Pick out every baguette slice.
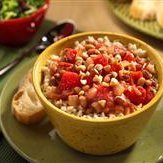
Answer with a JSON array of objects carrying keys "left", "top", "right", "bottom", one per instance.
[
  {"left": 12, "top": 70, "right": 46, "bottom": 125},
  {"left": 129, "top": 0, "right": 157, "bottom": 20}
]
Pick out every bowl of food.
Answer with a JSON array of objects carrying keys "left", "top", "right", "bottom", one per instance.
[
  {"left": 0, "top": 0, "right": 49, "bottom": 46},
  {"left": 33, "top": 32, "right": 163, "bottom": 155}
]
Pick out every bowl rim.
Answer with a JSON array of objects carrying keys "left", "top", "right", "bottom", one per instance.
[
  {"left": 0, "top": 0, "right": 49, "bottom": 23},
  {"left": 33, "top": 31, "right": 163, "bottom": 123}
]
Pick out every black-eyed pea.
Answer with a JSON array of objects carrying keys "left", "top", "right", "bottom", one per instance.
[
  {"left": 74, "top": 87, "right": 81, "bottom": 94},
  {"left": 75, "top": 65, "right": 86, "bottom": 71},
  {"left": 146, "top": 63, "right": 155, "bottom": 74},
  {"left": 145, "top": 80, "right": 152, "bottom": 86},
  {"left": 104, "top": 65, "right": 111, "bottom": 72},
  {"left": 137, "top": 77, "right": 145, "bottom": 86},
  {"left": 85, "top": 107, "right": 93, "bottom": 114},
  {"left": 113, "top": 84, "right": 125, "bottom": 96},
  {"left": 88, "top": 36, "right": 96, "bottom": 43},
  {"left": 114, "top": 54, "right": 122, "bottom": 61},
  {"left": 97, "top": 37, "right": 104, "bottom": 42},
  {"left": 111, "top": 71, "right": 118, "bottom": 78},
  {"left": 115, "top": 105, "right": 124, "bottom": 114},
  {"left": 93, "top": 75, "right": 103, "bottom": 83},
  {"left": 91, "top": 102, "right": 102, "bottom": 113},
  {"left": 75, "top": 56, "right": 83, "bottom": 65},
  {"left": 85, "top": 71, "right": 90, "bottom": 76},
  {"left": 107, "top": 46, "right": 114, "bottom": 54},
  {"left": 86, "top": 57, "right": 94, "bottom": 67},
  {"left": 101, "top": 82, "right": 109, "bottom": 87},
  {"left": 82, "top": 85, "right": 90, "bottom": 91},
  {"left": 79, "top": 96, "right": 87, "bottom": 107},
  {"left": 87, "top": 63, "right": 94, "bottom": 71},
  {"left": 86, "top": 87, "right": 97, "bottom": 100},
  {"left": 103, "top": 74, "right": 110, "bottom": 83},
  {"left": 143, "top": 70, "right": 152, "bottom": 79},
  {"left": 121, "top": 60, "right": 130, "bottom": 68},
  {"left": 99, "top": 46, "right": 107, "bottom": 52},
  {"left": 124, "top": 107, "right": 130, "bottom": 115},
  {"left": 115, "top": 96, "right": 126, "bottom": 105},
  {"left": 88, "top": 49, "right": 100, "bottom": 55},
  {"left": 110, "top": 78, "right": 119, "bottom": 86},
  {"left": 98, "top": 100, "right": 106, "bottom": 108},
  {"left": 78, "top": 90, "right": 85, "bottom": 96},
  {"left": 68, "top": 95, "right": 79, "bottom": 107},
  {"left": 85, "top": 44, "right": 95, "bottom": 50},
  {"left": 82, "top": 52, "right": 89, "bottom": 59},
  {"left": 128, "top": 62, "right": 136, "bottom": 71},
  {"left": 94, "top": 64, "right": 103, "bottom": 71}
]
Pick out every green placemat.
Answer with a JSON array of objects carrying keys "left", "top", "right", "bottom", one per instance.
[{"left": 0, "top": 20, "right": 55, "bottom": 163}]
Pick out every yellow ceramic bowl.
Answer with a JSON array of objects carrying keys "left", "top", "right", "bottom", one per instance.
[{"left": 33, "top": 32, "right": 163, "bottom": 155}]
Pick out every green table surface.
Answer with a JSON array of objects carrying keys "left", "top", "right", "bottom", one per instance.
[{"left": 0, "top": 20, "right": 55, "bottom": 163}]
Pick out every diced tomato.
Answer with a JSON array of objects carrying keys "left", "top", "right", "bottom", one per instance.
[
  {"left": 123, "top": 51, "right": 135, "bottom": 62},
  {"left": 58, "top": 71, "right": 80, "bottom": 91},
  {"left": 93, "top": 55, "right": 108, "bottom": 66},
  {"left": 130, "top": 71, "right": 143, "bottom": 83},
  {"left": 96, "top": 86, "right": 110, "bottom": 100},
  {"left": 96, "top": 86, "right": 114, "bottom": 107},
  {"left": 63, "top": 48, "right": 77, "bottom": 63},
  {"left": 144, "top": 86, "right": 155, "bottom": 104},
  {"left": 58, "top": 61, "right": 73, "bottom": 70},
  {"left": 124, "top": 86, "right": 146, "bottom": 105},
  {"left": 111, "top": 63, "right": 122, "bottom": 72}
]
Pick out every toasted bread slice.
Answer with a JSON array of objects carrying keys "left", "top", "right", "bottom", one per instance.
[
  {"left": 12, "top": 70, "right": 46, "bottom": 125},
  {"left": 130, "top": 0, "right": 156, "bottom": 20}
]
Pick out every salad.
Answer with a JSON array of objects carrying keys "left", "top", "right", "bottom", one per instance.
[{"left": 0, "top": 0, "right": 45, "bottom": 20}]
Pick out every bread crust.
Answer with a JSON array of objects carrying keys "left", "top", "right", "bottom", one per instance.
[{"left": 12, "top": 70, "right": 46, "bottom": 125}]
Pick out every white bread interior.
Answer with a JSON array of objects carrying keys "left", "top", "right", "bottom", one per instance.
[{"left": 12, "top": 70, "right": 46, "bottom": 125}]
